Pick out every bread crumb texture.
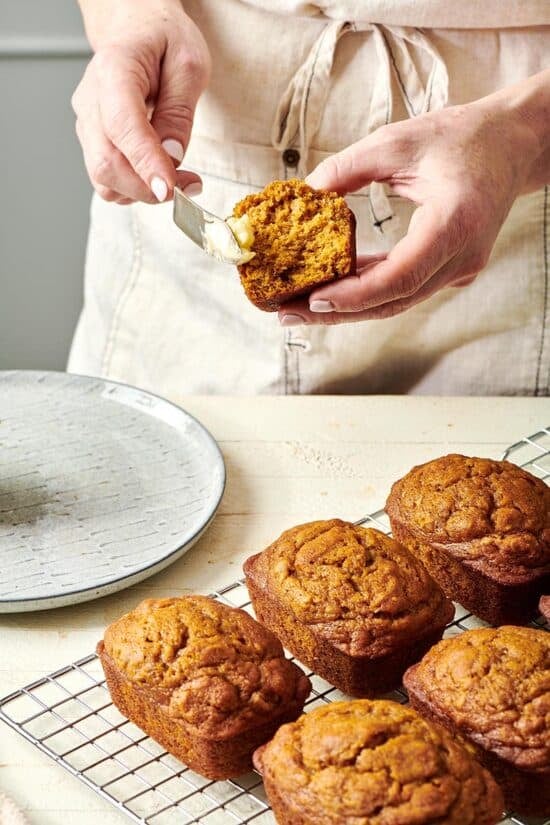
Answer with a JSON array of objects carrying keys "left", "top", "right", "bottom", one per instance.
[
  {"left": 233, "top": 178, "right": 355, "bottom": 310},
  {"left": 406, "top": 626, "right": 550, "bottom": 770},
  {"left": 386, "top": 455, "right": 550, "bottom": 573},
  {"left": 258, "top": 519, "right": 453, "bottom": 656},
  {"left": 103, "top": 596, "right": 307, "bottom": 735},
  {"left": 260, "top": 700, "right": 504, "bottom": 824}
]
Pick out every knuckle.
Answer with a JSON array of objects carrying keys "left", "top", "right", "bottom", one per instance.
[
  {"left": 105, "top": 107, "right": 132, "bottom": 141},
  {"left": 94, "top": 184, "right": 119, "bottom": 202},
  {"left": 459, "top": 250, "right": 489, "bottom": 278},
  {"left": 173, "top": 41, "right": 211, "bottom": 86},
  {"left": 179, "top": 51, "right": 207, "bottom": 83},
  {"left": 91, "top": 154, "right": 116, "bottom": 187},
  {"left": 391, "top": 270, "right": 425, "bottom": 300},
  {"left": 469, "top": 250, "right": 490, "bottom": 273},
  {"left": 70, "top": 87, "right": 81, "bottom": 114},
  {"left": 158, "top": 99, "right": 194, "bottom": 130},
  {"left": 453, "top": 276, "right": 476, "bottom": 289},
  {"left": 92, "top": 46, "right": 119, "bottom": 75}
]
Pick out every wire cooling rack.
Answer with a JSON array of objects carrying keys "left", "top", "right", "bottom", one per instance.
[
  {"left": 502, "top": 426, "right": 550, "bottom": 479},
  {"left": 1, "top": 435, "right": 549, "bottom": 825}
]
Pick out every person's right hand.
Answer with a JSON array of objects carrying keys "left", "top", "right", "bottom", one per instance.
[{"left": 72, "top": 0, "right": 210, "bottom": 204}]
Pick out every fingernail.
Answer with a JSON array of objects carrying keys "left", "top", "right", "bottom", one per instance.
[
  {"left": 162, "top": 138, "right": 184, "bottom": 164},
  {"left": 151, "top": 176, "right": 168, "bottom": 202},
  {"left": 309, "top": 299, "right": 334, "bottom": 313},
  {"left": 183, "top": 181, "right": 203, "bottom": 198},
  {"left": 280, "top": 314, "right": 306, "bottom": 327}
]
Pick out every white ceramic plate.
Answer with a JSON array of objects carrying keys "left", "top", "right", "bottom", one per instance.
[{"left": 0, "top": 371, "right": 225, "bottom": 612}]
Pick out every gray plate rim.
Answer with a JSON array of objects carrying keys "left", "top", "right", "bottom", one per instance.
[{"left": 0, "top": 370, "right": 226, "bottom": 611}]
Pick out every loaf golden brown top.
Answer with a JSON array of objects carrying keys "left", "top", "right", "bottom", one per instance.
[
  {"left": 404, "top": 626, "right": 550, "bottom": 771},
  {"left": 386, "top": 454, "right": 550, "bottom": 580},
  {"left": 232, "top": 178, "right": 355, "bottom": 311},
  {"left": 244, "top": 520, "right": 454, "bottom": 657},
  {"left": 102, "top": 596, "right": 310, "bottom": 737},
  {"left": 255, "top": 700, "right": 504, "bottom": 825}
]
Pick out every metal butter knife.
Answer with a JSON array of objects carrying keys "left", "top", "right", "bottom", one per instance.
[{"left": 173, "top": 186, "right": 248, "bottom": 265}]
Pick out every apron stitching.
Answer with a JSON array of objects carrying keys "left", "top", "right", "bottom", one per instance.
[
  {"left": 296, "top": 339, "right": 301, "bottom": 394},
  {"left": 283, "top": 329, "right": 290, "bottom": 394},
  {"left": 283, "top": 331, "right": 301, "bottom": 394},
  {"left": 536, "top": 184, "right": 549, "bottom": 396},
  {"left": 380, "top": 29, "right": 416, "bottom": 117},
  {"left": 100, "top": 206, "right": 142, "bottom": 375}
]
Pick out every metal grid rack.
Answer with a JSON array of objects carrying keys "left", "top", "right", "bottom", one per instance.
[
  {"left": 502, "top": 426, "right": 550, "bottom": 479},
  {"left": 1, "top": 437, "right": 549, "bottom": 825}
]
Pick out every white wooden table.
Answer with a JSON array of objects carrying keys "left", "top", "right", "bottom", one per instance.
[{"left": 1, "top": 395, "right": 549, "bottom": 824}]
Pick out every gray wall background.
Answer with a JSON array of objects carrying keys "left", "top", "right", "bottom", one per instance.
[{"left": 0, "top": 1, "right": 92, "bottom": 370}]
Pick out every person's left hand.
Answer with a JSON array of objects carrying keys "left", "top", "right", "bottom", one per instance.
[{"left": 279, "top": 92, "right": 542, "bottom": 326}]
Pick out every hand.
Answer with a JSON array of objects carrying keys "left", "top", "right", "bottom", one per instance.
[
  {"left": 279, "top": 81, "right": 547, "bottom": 326},
  {"left": 73, "top": 0, "right": 210, "bottom": 204}
]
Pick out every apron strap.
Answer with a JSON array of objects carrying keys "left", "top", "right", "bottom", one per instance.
[
  {"left": 271, "top": 20, "right": 449, "bottom": 229},
  {"left": 271, "top": 19, "right": 352, "bottom": 176}
]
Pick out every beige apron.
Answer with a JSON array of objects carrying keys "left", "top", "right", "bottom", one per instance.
[{"left": 68, "top": 0, "right": 550, "bottom": 397}]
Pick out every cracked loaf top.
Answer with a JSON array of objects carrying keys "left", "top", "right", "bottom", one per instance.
[
  {"left": 256, "top": 700, "right": 504, "bottom": 825},
  {"left": 244, "top": 520, "right": 454, "bottom": 657},
  {"left": 404, "top": 625, "right": 550, "bottom": 771},
  {"left": 404, "top": 626, "right": 550, "bottom": 771},
  {"left": 102, "top": 596, "right": 310, "bottom": 737},
  {"left": 386, "top": 454, "right": 550, "bottom": 579}
]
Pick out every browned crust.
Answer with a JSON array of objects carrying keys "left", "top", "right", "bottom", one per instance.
[
  {"left": 98, "top": 642, "right": 309, "bottom": 780},
  {"left": 244, "top": 548, "right": 451, "bottom": 697},
  {"left": 255, "top": 700, "right": 504, "bottom": 825},
  {"left": 390, "top": 522, "right": 547, "bottom": 625},
  {"left": 386, "top": 455, "right": 550, "bottom": 625},
  {"left": 540, "top": 594, "right": 550, "bottom": 622},
  {"left": 405, "top": 664, "right": 550, "bottom": 817}
]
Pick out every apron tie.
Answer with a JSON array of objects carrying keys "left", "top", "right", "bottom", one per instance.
[
  {"left": 271, "top": 19, "right": 352, "bottom": 178},
  {"left": 271, "top": 21, "right": 449, "bottom": 229}
]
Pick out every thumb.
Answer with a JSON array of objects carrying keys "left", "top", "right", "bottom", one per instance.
[
  {"left": 151, "top": 42, "right": 210, "bottom": 165},
  {"left": 306, "top": 128, "right": 404, "bottom": 194}
]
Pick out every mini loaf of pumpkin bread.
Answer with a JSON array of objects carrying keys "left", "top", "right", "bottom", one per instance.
[
  {"left": 404, "top": 625, "right": 550, "bottom": 816},
  {"left": 253, "top": 700, "right": 504, "bottom": 825},
  {"left": 386, "top": 454, "right": 550, "bottom": 625},
  {"left": 97, "top": 596, "right": 311, "bottom": 779},
  {"left": 231, "top": 178, "right": 356, "bottom": 311},
  {"left": 243, "top": 519, "right": 454, "bottom": 696}
]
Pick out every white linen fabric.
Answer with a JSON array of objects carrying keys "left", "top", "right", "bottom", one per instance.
[{"left": 68, "top": 0, "right": 550, "bottom": 397}]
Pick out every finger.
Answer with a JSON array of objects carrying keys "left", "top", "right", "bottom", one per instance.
[
  {"left": 356, "top": 252, "right": 387, "bottom": 270},
  {"left": 76, "top": 108, "right": 157, "bottom": 203},
  {"left": 280, "top": 258, "right": 474, "bottom": 326},
  {"left": 452, "top": 275, "right": 477, "bottom": 288},
  {"left": 306, "top": 205, "right": 458, "bottom": 312},
  {"left": 306, "top": 124, "right": 412, "bottom": 194},
  {"left": 309, "top": 254, "right": 387, "bottom": 313},
  {"left": 96, "top": 49, "right": 179, "bottom": 201},
  {"left": 150, "top": 42, "right": 208, "bottom": 166}
]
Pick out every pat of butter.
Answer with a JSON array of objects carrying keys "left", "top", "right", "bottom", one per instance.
[
  {"left": 202, "top": 215, "right": 255, "bottom": 265},
  {"left": 227, "top": 215, "right": 256, "bottom": 264}
]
